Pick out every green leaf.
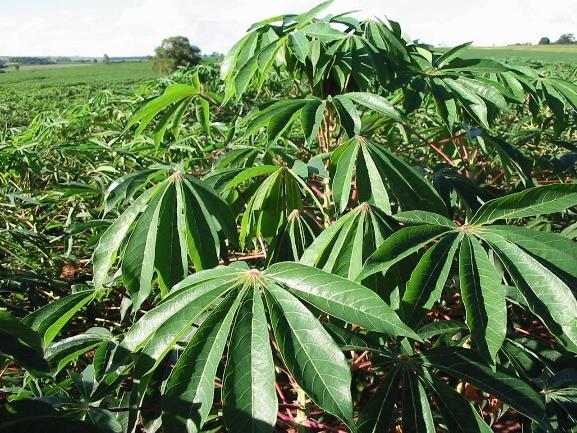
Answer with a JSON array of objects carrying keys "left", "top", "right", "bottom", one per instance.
[
  {"left": 244, "top": 99, "right": 308, "bottom": 139},
  {"left": 93, "top": 186, "right": 157, "bottom": 291},
  {"left": 122, "top": 183, "right": 167, "bottom": 310},
  {"left": 289, "top": 30, "right": 310, "bottom": 64},
  {"left": 366, "top": 143, "right": 447, "bottom": 215},
  {"left": 435, "top": 42, "right": 473, "bottom": 68},
  {"left": 155, "top": 185, "right": 186, "bottom": 295},
  {"left": 424, "top": 373, "right": 493, "bottom": 433},
  {"left": 444, "top": 77, "right": 489, "bottom": 128},
  {"left": 122, "top": 268, "right": 240, "bottom": 354},
  {"left": 356, "top": 367, "right": 401, "bottom": 433},
  {"left": 223, "top": 165, "right": 280, "bottom": 191},
  {"left": 24, "top": 290, "right": 94, "bottom": 345},
  {"left": 402, "top": 369, "right": 435, "bottom": 433},
  {"left": 394, "top": 210, "right": 456, "bottom": 227},
  {"left": 195, "top": 97, "right": 211, "bottom": 136},
  {"left": 301, "top": 99, "right": 326, "bottom": 145},
  {"left": 417, "top": 320, "right": 466, "bottom": 340},
  {"left": 400, "top": 233, "right": 461, "bottom": 326},
  {"left": 265, "top": 262, "right": 420, "bottom": 339},
  {"left": 470, "top": 183, "right": 577, "bottom": 225},
  {"left": 441, "top": 58, "right": 510, "bottom": 74},
  {"left": 479, "top": 230, "right": 577, "bottom": 351},
  {"left": 345, "top": 92, "right": 403, "bottom": 122},
  {"left": 357, "top": 144, "right": 391, "bottom": 214},
  {"left": 457, "top": 77, "right": 508, "bottom": 110},
  {"left": 162, "top": 290, "right": 241, "bottom": 433},
  {"left": 302, "top": 22, "right": 346, "bottom": 43},
  {"left": 294, "top": 0, "right": 333, "bottom": 24},
  {"left": 264, "top": 283, "right": 353, "bottom": 427},
  {"left": 332, "top": 140, "right": 359, "bottom": 213},
  {"left": 300, "top": 203, "right": 397, "bottom": 281},
  {"left": 359, "top": 225, "right": 452, "bottom": 280},
  {"left": 181, "top": 178, "right": 220, "bottom": 270},
  {"left": 46, "top": 328, "right": 112, "bottom": 374},
  {"left": 234, "top": 56, "right": 259, "bottom": 100},
  {"left": 415, "top": 347, "right": 547, "bottom": 426},
  {"left": 459, "top": 235, "right": 506, "bottom": 363},
  {"left": 223, "top": 287, "right": 277, "bottom": 433},
  {"left": 486, "top": 225, "right": 577, "bottom": 279},
  {"left": 130, "top": 84, "right": 198, "bottom": 135},
  {"left": 333, "top": 95, "right": 361, "bottom": 137},
  {"left": 0, "top": 311, "right": 49, "bottom": 376}
]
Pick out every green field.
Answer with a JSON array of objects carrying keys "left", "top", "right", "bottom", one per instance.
[
  {"left": 455, "top": 44, "right": 577, "bottom": 64},
  {"left": 0, "top": 62, "right": 160, "bottom": 128},
  {"left": 0, "top": 61, "right": 159, "bottom": 87}
]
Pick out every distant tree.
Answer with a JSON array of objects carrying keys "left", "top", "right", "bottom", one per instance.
[
  {"left": 14, "top": 63, "right": 20, "bottom": 71},
  {"left": 103, "top": 54, "right": 111, "bottom": 64},
  {"left": 0, "top": 59, "right": 5, "bottom": 70},
  {"left": 538, "top": 37, "right": 550, "bottom": 45},
  {"left": 153, "top": 36, "right": 201, "bottom": 73},
  {"left": 555, "top": 33, "right": 575, "bottom": 44}
]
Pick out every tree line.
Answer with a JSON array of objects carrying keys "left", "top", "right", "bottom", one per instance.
[{"left": 539, "top": 33, "right": 575, "bottom": 45}]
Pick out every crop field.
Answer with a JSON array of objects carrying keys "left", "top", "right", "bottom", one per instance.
[
  {"left": 0, "top": 62, "right": 159, "bottom": 128},
  {"left": 2, "top": 3, "right": 577, "bottom": 433},
  {"left": 460, "top": 44, "right": 577, "bottom": 64}
]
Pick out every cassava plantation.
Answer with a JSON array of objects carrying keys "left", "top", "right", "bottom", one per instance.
[{"left": 2, "top": 2, "right": 577, "bottom": 432}]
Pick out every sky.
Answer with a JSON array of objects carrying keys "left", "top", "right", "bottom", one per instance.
[{"left": 0, "top": 0, "right": 576, "bottom": 57}]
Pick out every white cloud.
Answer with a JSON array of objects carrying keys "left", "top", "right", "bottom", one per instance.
[{"left": 0, "top": 0, "right": 576, "bottom": 56}]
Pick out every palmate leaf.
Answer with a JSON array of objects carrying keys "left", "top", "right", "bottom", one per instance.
[
  {"left": 399, "top": 233, "right": 461, "bottom": 327},
  {"left": 356, "top": 366, "right": 401, "bottom": 433},
  {"left": 332, "top": 138, "right": 446, "bottom": 215},
  {"left": 242, "top": 93, "right": 401, "bottom": 146},
  {"left": 300, "top": 203, "right": 398, "bottom": 281},
  {"left": 265, "top": 262, "right": 419, "bottom": 339},
  {"left": 45, "top": 328, "right": 113, "bottom": 374},
  {"left": 357, "top": 345, "right": 538, "bottom": 433},
  {"left": 423, "top": 373, "right": 493, "bottom": 433},
  {"left": 267, "top": 209, "right": 319, "bottom": 264},
  {"left": 124, "top": 262, "right": 416, "bottom": 433},
  {"left": 359, "top": 224, "right": 452, "bottom": 281},
  {"left": 402, "top": 369, "right": 435, "bottom": 433},
  {"left": 264, "top": 283, "right": 353, "bottom": 426},
  {"left": 236, "top": 166, "right": 324, "bottom": 249},
  {"left": 162, "top": 290, "right": 241, "bottom": 433},
  {"left": 415, "top": 347, "right": 548, "bottom": 427},
  {"left": 360, "top": 183, "right": 577, "bottom": 353},
  {"left": 93, "top": 169, "right": 237, "bottom": 310},
  {"left": 478, "top": 230, "right": 577, "bottom": 351},
  {"left": 222, "top": 287, "right": 277, "bottom": 433}
]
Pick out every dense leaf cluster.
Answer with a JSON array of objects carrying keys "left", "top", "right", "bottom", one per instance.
[{"left": 2, "top": 2, "right": 577, "bottom": 433}]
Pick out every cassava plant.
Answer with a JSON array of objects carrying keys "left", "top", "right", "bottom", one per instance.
[{"left": 2, "top": 2, "right": 577, "bottom": 433}]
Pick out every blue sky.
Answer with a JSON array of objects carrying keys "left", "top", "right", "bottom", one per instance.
[{"left": 1, "top": 0, "right": 576, "bottom": 56}]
